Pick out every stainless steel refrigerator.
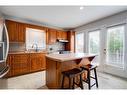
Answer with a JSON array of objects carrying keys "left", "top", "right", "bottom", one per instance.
[{"left": 0, "top": 16, "right": 9, "bottom": 88}]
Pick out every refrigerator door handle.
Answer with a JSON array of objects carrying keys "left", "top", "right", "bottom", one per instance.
[{"left": 3, "top": 23, "right": 9, "bottom": 62}]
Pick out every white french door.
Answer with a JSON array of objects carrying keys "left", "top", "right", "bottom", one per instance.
[
  {"left": 103, "top": 24, "right": 126, "bottom": 76},
  {"left": 87, "top": 24, "right": 126, "bottom": 77}
]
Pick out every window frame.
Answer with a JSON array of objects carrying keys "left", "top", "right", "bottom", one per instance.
[
  {"left": 87, "top": 29, "right": 101, "bottom": 54},
  {"left": 75, "top": 32, "right": 85, "bottom": 53},
  {"left": 26, "top": 27, "right": 46, "bottom": 50}
]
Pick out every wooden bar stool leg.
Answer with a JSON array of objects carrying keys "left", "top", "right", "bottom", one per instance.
[
  {"left": 87, "top": 70, "right": 91, "bottom": 89},
  {"left": 61, "top": 75, "right": 65, "bottom": 89},
  {"left": 94, "top": 68, "right": 98, "bottom": 88},
  {"left": 69, "top": 76, "right": 71, "bottom": 89},
  {"left": 80, "top": 74, "right": 84, "bottom": 89},
  {"left": 72, "top": 77, "right": 75, "bottom": 89}
]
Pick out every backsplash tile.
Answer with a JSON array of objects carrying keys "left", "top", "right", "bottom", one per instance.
[
  {"left": 9, "top": 42, "right": 65, "bottom": 53},
  {"left": 9, "top": 43, "right": 26, "bottom": 52},
  {"left": 46, "top": 42, "right": 65, "bottom": 53}
]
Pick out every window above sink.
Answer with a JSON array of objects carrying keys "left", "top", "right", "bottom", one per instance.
[{"left": 26, "top": 28, "right": 46, "bottom": 51}]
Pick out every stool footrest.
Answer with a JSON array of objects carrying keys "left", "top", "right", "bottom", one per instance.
[
  {"left": 73, "top": 82, "right": 81, "bottom": 87},
  {"left": 83, "top": 79, "right": 96, "bottom": 87},
  {"left": 83, "top": 79, "right": 88, "bottom": 83},
  {"left": 91, "top": 83, "right": 96, "bottom": 87},
  {"left": 90, "top": 76, "right": 96, "bottom": 79}
]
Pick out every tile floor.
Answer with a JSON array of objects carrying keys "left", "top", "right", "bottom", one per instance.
[{"left": 1, "top": 71, "right": 127, "bottom": 89}]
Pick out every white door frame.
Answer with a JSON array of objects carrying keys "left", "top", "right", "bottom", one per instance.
[
  {"left": 101, "top": 23, "right": 127, "bottom": 78},
  {"left": 85, "top": 23, "right": 127, "bottom": 78}
]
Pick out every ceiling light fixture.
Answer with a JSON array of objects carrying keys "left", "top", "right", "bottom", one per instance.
[{"left": 80, "top": 6, "right": 84, "bottom": 10}]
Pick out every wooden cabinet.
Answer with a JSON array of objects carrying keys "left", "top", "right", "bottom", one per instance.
[
  {"left": 62, "top": 31, "right": 67, "bottom": 40},
  {"left": 30, "top": 53, "right": 46, "bottom": 72},
  {"left": 47, "top": 29, "right": 67, "bottom": 44},
  {"left": 6, "top": 53, "right": 46, "bottom": 77},
  {"left": 57, "top": 30, "right": 67, "bottom": 40},
  {"left": 6, "top": 54, "right": 30, "bottom": 77},
  {"left": 66, "top": 31, "right": 75, "bottom": 52},
  {"left": 57, "top": 31, "right": 62, "bottom": 39},
  {"left": 6, "top": 54, "right": 12, "bottom": 77},
  {"left": 47, "top": 28, "right": 57, "bottom": 44},
  {"left": 5, "top": 20, "right": 25, "bottom": 42},
  {"left": 5, "top": 20, "right": 68, "bottom": 44}
]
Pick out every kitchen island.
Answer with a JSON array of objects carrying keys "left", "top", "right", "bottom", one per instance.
[{"left": 46, "top": 53, "right": 97, "bottom": 89}]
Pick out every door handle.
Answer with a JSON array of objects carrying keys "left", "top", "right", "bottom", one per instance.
[{"left": 104, "top": 49, "right": 106, "bottom": 54}]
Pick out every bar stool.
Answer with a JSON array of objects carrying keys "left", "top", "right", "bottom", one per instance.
[
  {"left": 80, "top": 64, "right": 98, "bottom": 89},
  {"left": 61, "top": 68, "right": 84, "bottom": 89}
]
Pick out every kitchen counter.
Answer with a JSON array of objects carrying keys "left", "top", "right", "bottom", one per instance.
[
  {"left": 8, "top": 51, "right": 47, "bottom": 54},
  {"left": 46, "top": 53, "right": 97, "bottom": 62},
  {"left": 46, "top": 53, "right": 97, "bottom": 89}
]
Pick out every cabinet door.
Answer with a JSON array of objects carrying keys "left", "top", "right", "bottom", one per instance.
[
  {"left": 6, "top": 54, "right": 29, "bottom": 77},
  {"left": 6, "top": 20, "right": 25, "bottom": 42},
  {"left": 5, "top": 55, "right": 12, "bottom": 77},
  {"left": 12, "top": 54, "right": 29, "bottom": 76},
  {"left": 57, "top": 31, "right": 62, "bottom": 39},
  {"left": 65, "top": 31, "right": 75, "bottom": 52},
  {"left": 48, "top": 29, "right": 57, "bottom": 44},
  {"left": 41, "top": 53, "right": 46, "bottom": 70},
  {"left": 57, "top": 30, "right": 67, "bottom": 40},
  {"left": 30, "top": 53, "right": 46, "bottom": 72},
  {"left": 19, "top": 54, "right": 30, "bottom": 74},
  {"left": 62, "top": 31, "right": 67, "bottom": 40},
  {"left": 6, "top": 20, "right": 18, "bottom": 42},
  {"left": 18, "top": 23, "right": 25, "bottom": 42}
]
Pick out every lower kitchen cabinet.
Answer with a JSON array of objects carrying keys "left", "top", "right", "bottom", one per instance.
[
  {"left": 6, "top": 53, "right": 46, "bottom": 77},
  {"left": 6, "top": 54, "right": 30, "bottom": 77},
  {"left": 30, "top": 53, "right": 46, "bottom": 72}
]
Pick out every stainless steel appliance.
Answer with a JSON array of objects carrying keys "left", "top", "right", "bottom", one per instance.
[
  {"left": 57, "top": 39, "right": 69, "bottom": 43},
  {"left": 0, "top": 17, "right": 9, "bottom": 78}
]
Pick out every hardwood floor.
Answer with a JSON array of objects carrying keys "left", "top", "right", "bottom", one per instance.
[
  {"left": 1, "top": 71, "right": 127, "bottom": 89},
  {"left": 40, "top": 71, "right": 127, "bottom": 89}
]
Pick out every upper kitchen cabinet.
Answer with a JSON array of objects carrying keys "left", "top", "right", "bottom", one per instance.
[
  {"left": 47, "top": 28, "right": 57, "bottom": 44},
  {"left": 5, "top": 20, "right": 25, "bottom": 43},
  {"left": 57, "top": 30, "right": 67, "bottom": 40},
  {"left": 66, "top": 31, "right": 75, "bottom": 52}
]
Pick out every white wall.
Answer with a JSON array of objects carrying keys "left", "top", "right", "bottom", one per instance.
[
  {"left": 74, "top": 10, "right": 127, "bottom": 78},
  {"left": 4, "top": 15, "right": 65, "bottom": 31},
  {"left": 0, "top": 11, "right": 4, "bottom": 19},
  {"left": 75, "top": 11, "right": 127, "bottom": 32}
]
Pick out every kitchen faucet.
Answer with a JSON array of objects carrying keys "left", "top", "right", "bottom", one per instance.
[{"left": 32, "top": 43, "right": 38, "bottom": 52}]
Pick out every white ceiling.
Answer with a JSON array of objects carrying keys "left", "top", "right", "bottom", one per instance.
[{"left": 0, "top": 6, "right": 127, "bottom": 29}]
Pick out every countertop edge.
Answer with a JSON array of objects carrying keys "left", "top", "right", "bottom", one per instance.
[
  {"left": 8, "top": 51, "right": 47, "bottom": 54},
  {"left": 46, "top": 53, "right": 97, "bottom": 62}
]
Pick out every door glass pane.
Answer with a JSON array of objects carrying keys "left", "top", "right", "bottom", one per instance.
[
  {"left": 88, "top": 30, "right": 100, "bottom": 63},
  {"left": 76, "top": 33, "right": 84, "bottom": 53},
  {"left": 89, "top": 31, "right": 100, "bottom": 54},
  {"left": 106, "top": 25, "right": 124, "bottom": 68}
]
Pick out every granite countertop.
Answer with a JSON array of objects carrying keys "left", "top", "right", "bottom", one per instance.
[
  {"left": 46, "top": 53, "right": 97, "bottom": 62},
  {"left": 8, "top": 51, "right": 47, "bottom": 54}
]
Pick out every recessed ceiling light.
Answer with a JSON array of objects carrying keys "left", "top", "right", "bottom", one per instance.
[{"left": 80, "top": 6, "right": 84, "bottom": 10}]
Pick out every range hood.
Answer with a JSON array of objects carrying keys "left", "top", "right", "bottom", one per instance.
[{"left": 57, "top": 39, "right": 69, "bottom": 43}]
